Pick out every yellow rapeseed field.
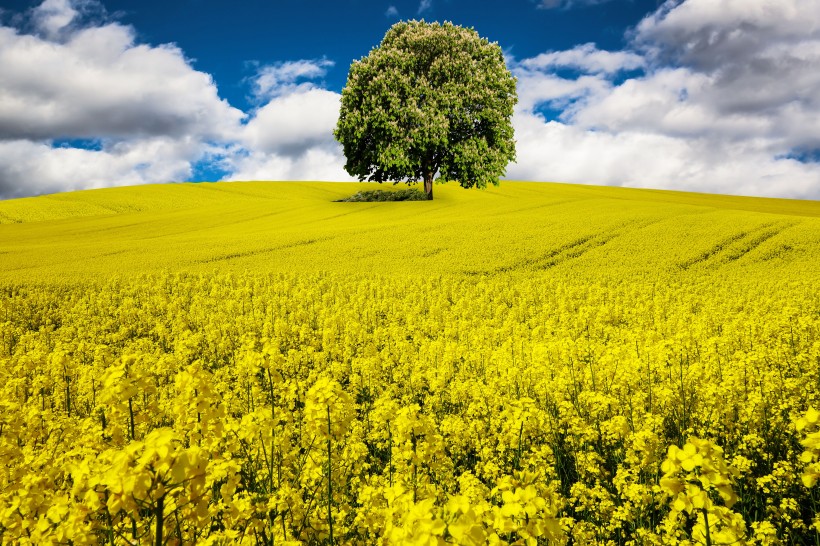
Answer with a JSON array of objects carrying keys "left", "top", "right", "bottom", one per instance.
[{"left": 1, "top": 181, "right": 820, "bottom": 545}]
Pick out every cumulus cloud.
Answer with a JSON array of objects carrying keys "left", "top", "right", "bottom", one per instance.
[
  {"left": 633, "top": 0, "right": 820, "bottom": 71},
  {"left": 226, "top": 147, "right": 350, "bottom": 183},
  {"left": 226, "top": 60, "right": 350, "bottom": 182},
  {"left": 0, "top": 0, "right": 348, "bottom": 198},
  {"left": 0, "top": 0, "right": 244, "bottom": 198},
  {"left": 508, "top": 113, "right": 820, "bottom": 199},
  {"left": 512, "top": 43, "right": 641, "bottom": 116},
  {"left": 509, "top": 0, "right": 820, "bottom": 199},
  {"left": 621, "top": 0, "right": 820, "bottom": 152},
  {"left": 0, "top": 25, "right": 243, "bottom": 142},
  {"left": 0, "top": 4, "right": 243, "bottom": 143},
  {"left": 31, "top": 0, "right": 80, "bottom": 38},
  {"left": 519, "top": 43, "right": 645, "bottom": 75},
  {"left": 514, "top": 72, "right": 611, "bottom": 115},
  {"left": 244, "top": 89, "right": 340, "bottom": 156},
  {"left": 252, "top": 58, "right": 334, "bottom": 100},
  {"left": 0, "top": 137, "right": 212, "bottom": 199}
]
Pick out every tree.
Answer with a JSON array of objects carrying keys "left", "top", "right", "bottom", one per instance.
[{"left": 334, "top": 20, "right": 517, "bottom": 200}]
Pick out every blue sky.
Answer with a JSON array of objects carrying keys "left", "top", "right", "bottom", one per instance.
[
  {"left": 0, "top": 0, "right": 819, "bottom": 199},
  {"left": 103, "top": 0, "right": 663, "bottom": 109},
  {"left": 2, "top": 0, "right": 663, "bottom": 112}
]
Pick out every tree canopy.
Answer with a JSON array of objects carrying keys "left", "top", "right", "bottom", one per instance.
[{"left": 334, "top": 20, "right": 518, "bottom": 200}]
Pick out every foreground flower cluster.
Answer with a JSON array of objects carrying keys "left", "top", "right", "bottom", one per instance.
[{"left": 1, "top": 272, "right": 819, "bottom": 545}]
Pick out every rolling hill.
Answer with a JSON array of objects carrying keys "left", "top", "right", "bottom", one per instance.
[
  {"left": 2, "top": 180, "right": 820, "bottom": 543},
  {"left": 0, "top": 180, "right": 818, "bottom": 283}
]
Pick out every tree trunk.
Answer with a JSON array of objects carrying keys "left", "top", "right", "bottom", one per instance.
[{"left": 424, "top": 172, "right": 433, "bottom": 200}]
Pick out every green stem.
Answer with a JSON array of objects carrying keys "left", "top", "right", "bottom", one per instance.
[
  {"left": 103, "top": 491, "right": 115, "bottom": 546},
  {"left": 515, "top": 421, "right": 524, "bottom": 471},
  {"left": 388, "top": 421, "right": 393, "bottom": 487},
  {"left": 327, "top": 405, "right": 334, "bottom": 545},
  {"left": 64, "top": 363, "right": 71, "bottom": 417},
  {"left": 128, "top": 397, "right": 135, "bottom": 441},
  {"left": 412, "top": 431, "right": 418, "bottom": 503},
  {"left": 155, "top": 494, "right": 165, "bottom": 546},
  {"left": 702, "top": 508, "right": 711, "bottom": 546}
]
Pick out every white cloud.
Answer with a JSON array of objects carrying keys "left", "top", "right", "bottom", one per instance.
[
  {"left": 0, "top": 137, "right": 206, "bottom": 199},
  {"left": 226, "top": 66, "right": 350, "bottom": 182},
  {"left": 511, "top": 43, "right": 641, "bottom": 116},
  {"left": 623, "top": 0, "right": 820, "bottom": 152},
  {"left": 226, "top": 147, "right": 351, "bottom": 182},
  {"left": 418, "top": 0, "right": 432, "bottom": 15},
  {"left": 0, "top": 0, "right": 347, "bottom": 199},
  {"left": 634, "top": 0, "right": 820, "bottom": 70},
  {"left": 514, "top": 71, "right": 611, "bottom": 114},
  {"left": 0, "top": 21, "right": 242, "bottom": 142},
  {"left": 507, "top": 112, "right": 820, "bottom": 200},
  {"left": 252, "top": 58, "right": 334, "bottom": 100},
  {"left": 0, "top": 0, "right": 243, "bottom": 198},
  {"left": 31, "top": 0, "right": 79, "bottom": 38},
  {"left": 243, "top": 88, "right": 341, "bottom": 156},
  {"left": 520, "top": 43, "right": 645, "bottom": 74},
  {"left": 385, "top": 5, "right": 400, "bottom": 18},
  {"left": 509, "top": 0, "right": 820, "bottom": 199}
]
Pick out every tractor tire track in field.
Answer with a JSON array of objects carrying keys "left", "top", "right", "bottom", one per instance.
[
  {"left": 137, "top": 210, "right": 291, "bottom": 240},
  {"left": 462, "top": 235, "right": 592, "bottom": 276},
  {"left": 723, "top": 223, "right": 794, "bottom": 262},
  {"left": 533, "top": 233, "right": 616, "bottom": 271},
  {"left": 530, "top": 218, "right": 666, "bottom": 272},
  {"left": 420, "top": 247, "right": 445, "bottom": 258},
  {"left": 196, "top": 236, "right": 334, "bottom": 264},
  {"left": 469, "top": 228, "right": 625, "bottom": 276},
  {"left": 465, "top": 217, "right": 679, "bottom": 276},
  {"left": 678, "top": 221, "right": 794, "bottom": 270},
  {"left": 96, "top": 249, "right": 129, "bottom": 258},
  {"left": 322, "top": 203, "right": 384, "bottom": 222}
]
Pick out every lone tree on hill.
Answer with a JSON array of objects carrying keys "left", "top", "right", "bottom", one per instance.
[{"left": 334, "top": 20, "right": 518, "bottom": 200}]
